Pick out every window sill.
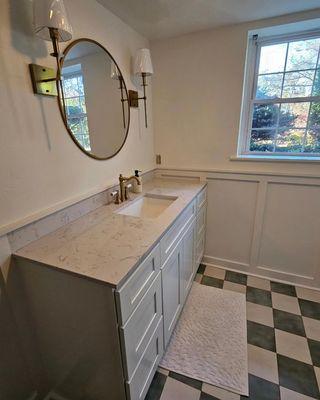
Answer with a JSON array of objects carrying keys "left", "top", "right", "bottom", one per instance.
[{"left": 230, "top": 155, "right": 320, "bottom": 163}]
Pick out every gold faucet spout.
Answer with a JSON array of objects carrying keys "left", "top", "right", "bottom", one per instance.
[{"left": 119, "top": 174, "right": 141, "bottom": 202}]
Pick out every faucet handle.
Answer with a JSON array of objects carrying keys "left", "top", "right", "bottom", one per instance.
[{"left": 110, "top": 190, "right": 120, "bottom": 204}]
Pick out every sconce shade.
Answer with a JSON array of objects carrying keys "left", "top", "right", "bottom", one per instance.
[
  {"left": 33, "top": 0, "right": 73, "bottom": 42},
  {"left": 111, "top": 61, "right": 121, "bottom": 80},
  {"left": 133, "top": 48, "right": 153, "bottom": 76}
]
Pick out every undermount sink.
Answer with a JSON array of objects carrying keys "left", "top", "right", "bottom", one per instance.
[{"left": 116, "top": 193, "right": 178, "bottom": 219}]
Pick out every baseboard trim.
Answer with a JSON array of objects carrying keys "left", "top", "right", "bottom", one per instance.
[
  {"left": 202, "top": 255, "right": 320, "bottom": 291},
  {"left": 258, "top": 265, "right": 314, "bottom": 280},
  {"left": 202, "top": 255, "right": 250, "bottom": 271}
]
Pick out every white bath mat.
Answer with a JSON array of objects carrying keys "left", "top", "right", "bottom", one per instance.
[{"left": 159, "top": 282, "right": 248, "bottom": 396}]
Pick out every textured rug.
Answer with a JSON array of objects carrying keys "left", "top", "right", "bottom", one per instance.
[{"left": 159, "top": 282, "right": 248, "bottom": 396}]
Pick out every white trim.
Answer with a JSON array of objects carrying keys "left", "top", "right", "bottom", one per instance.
[
  {"left": 257, "top": 265, "right": 313, "bottom": 280},
  {"left": 201, "top": 258, "right": 320, "bottom": 292},
  {"left": 158, "top": 168, "right": 320, "bottom": 288},
  {"left": 238, "top": 25, "right": 320, "bottom": 158},
  {"left": 256, "top": 29, "right": 320, "bottom": 46},
  {"left": 157, "top": 166, "right": 320, "bottom": 179},
  {"left": 230, "top": 155, "right": 320, "bottom": 163}
]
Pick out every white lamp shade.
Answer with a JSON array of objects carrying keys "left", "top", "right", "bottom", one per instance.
[
  {"left": 33, "top": 0, "right": 73, "bottom": 42},
  {"left": 133, "top": 48, "right": 153, "bottom": 76},
  {"left": 110, "top": 61, "right": 121, "bottom": 80}
]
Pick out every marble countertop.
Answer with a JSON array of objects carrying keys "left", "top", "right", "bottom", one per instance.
[{"left": 14, "top": 179, "right": 206, "bottom": 288}]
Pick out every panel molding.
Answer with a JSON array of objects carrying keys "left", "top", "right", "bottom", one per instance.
[{"left": 156, "top": 168, "right": 320, "bottom": 288}]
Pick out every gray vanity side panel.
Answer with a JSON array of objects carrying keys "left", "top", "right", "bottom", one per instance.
[{"left": 13, "top": 258, "right": 126, "bottom": 400}]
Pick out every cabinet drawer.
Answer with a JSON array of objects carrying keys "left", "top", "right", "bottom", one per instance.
[
  {"left": 196, "top": 187, "right": 207, "bottom": 211},
  {"left": 160, "top": 200, "right": 196, "bottom": 265},
  {"left": 126, "top": 317, "right": 164, "bottom": 400},
  {"left": 196, "top": 203, "right": 206, "bottom": 238},
  {"left": 120, "top": 273, "right": 162, "bottom": 381},
  {"left": 116, "top": 244, "right": 160, "bottom": 325}
]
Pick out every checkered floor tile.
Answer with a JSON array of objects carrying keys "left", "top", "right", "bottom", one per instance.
[{"left": 146, "top": 264, "right": 320, "bottom": 400}]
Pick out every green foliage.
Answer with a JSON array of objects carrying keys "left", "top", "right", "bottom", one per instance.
[{"left": 250, "top": 88, "right": 297, "bottom": 151}]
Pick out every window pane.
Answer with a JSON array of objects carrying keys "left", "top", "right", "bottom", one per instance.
[
  {"left": 66, "top": 77, "right": 81, "bottom": 96},
  {"left": 304, "top": 129, "right": 320, "bottom": 153},
  {"left": 62, "top": 79, "right": 76, "bottom": 97},
  {"left": 250, "top": 129, "right": 275, "bottom": 152},
  {"left": 252, "top": 104, "right": 279, "bottom": 129},
  {"left": 275, "top": 129, "right": 304, "bottom": 152},
  {"left": 282, "top": 70, "right": 314, "bottom": 98},
  {"left": 81, "top": 117, "right": 89, "bottom": 135},
  {"left": 246, "top": 35, "right": 320, "bottom": 156},
  {"left": 69, "top": 119, "right": 82, "bottom": 134},
  {"left": 77, "top": 76, "right": 85, "bottom": 96},
  {"left": 256, "top": 73, "right": 283, "bottom": 99},
  {"left": 79, "top": 97, "right": 87, "bottom": 114},
  {"left": 286, "top": 38, "right": 320, "bottom": 71},
  {"left": 65, "top": 98, "right": 82, "bottom": 115},
  {"left": 309, "top": 102, "right": 320, "bottom": 128},
  {"left": 259, "top": 43, "right": 287, "bottom": 74},
  {"left": 312, "top": 70, "right": 320, "bottom": 96},
  {"left": 279, "top": 102, "right": 310, "bottom": 128}
]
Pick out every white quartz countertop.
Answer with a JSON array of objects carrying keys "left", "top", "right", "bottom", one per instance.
[{"left": 14, "top": 179, "right": 206, "bottom": 288}]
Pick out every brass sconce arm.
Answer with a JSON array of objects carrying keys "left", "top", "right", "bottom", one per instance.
[
  {"left": 138, "top": 73, "right": 148, "bottom": 128},
  {"left": 128, "top": 73, "right": 149, "bottom": 128}
]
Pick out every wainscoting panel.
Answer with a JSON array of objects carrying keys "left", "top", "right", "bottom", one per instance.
[
  {"left": 156, "top": 168, "right": 320, "bottom": 288},
  {"left": 258, "top": 182, "right": 320, "bottom": 281},
  {"left": 206, "top": 178, "right": 259, "bottom": 268}
]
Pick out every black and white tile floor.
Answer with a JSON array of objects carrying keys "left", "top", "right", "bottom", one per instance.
[{"left": 146, "top": 264, "right": 320, "bottom": 400}]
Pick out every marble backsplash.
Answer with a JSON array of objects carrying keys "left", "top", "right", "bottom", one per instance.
[{"left": 6, "top": 169, "right": 155, "bottom": 253}]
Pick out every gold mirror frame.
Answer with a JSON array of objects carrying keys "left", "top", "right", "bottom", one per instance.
[{"left": 57, "top": 38, "right": 130, "bottom": 160}]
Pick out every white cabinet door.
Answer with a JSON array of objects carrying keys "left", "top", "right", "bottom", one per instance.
[
  {"left": 162, "top": 241, "right": 183, "bottom": 348},
  {"left": 181, "top": 219, "right": 196, "bottom": 303}
]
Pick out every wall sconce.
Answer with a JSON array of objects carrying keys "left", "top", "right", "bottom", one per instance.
[
  {"left": 111, "top": 61, "right": 127, "bottom": 128},
  {"left": 29, "top": 0, "right": 73, "bottom": 97},
  {"left": 131, "top": 48, "right": 154, "bottom": 128}
]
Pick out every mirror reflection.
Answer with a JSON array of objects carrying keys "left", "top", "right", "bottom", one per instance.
[{"left": 59, "top": 39, "right": 129, "bottom": 159}]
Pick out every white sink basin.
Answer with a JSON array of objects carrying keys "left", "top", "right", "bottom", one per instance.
[{"left": 117, "top": 193, "right": 178, "bottom": 219}]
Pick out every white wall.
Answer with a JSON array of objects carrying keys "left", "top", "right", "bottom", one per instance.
[
  {"left": 0, "top": 1, "right": 154, "bottom": 398},
  {"left": 0, "top": 0, "right": 155, "bottom": 233},
  {"left": 152, "top": 9, "right": 320, "bottom": 288},
  {"left": 151, "top": 9, "right": 320, "bottom": 175}
]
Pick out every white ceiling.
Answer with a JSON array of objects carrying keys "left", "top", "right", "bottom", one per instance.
[{"left": 97, "top": 0, "right": 320, "bottom": 40}]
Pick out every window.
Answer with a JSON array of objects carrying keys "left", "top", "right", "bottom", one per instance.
[
  {"left": 61, "top": 65, "right": 91, "bottom": 151},
  {"left": 239, "top": 31, "right": 320, "bottom": 158}
]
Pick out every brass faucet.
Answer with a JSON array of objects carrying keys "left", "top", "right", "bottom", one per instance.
[{"left": 119, "top": 174, "right": 141, "bottom": 202}]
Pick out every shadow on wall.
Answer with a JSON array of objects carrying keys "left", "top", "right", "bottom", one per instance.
[
  {"left": 3, "top": 0, "right": 56, "bottom": 150},
  {"left": 8, "top": 0, "right": 46, "bottom": 57}
]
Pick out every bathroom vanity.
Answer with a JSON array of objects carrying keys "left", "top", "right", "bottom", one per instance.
[{"left": 13, "top": 179, "right": 207, "bottom": 400}]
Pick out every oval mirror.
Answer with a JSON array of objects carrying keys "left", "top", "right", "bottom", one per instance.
[{"left": 58, "top": 39, "right": 130, "bottom": 160}]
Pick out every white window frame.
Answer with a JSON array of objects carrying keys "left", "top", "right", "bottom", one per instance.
[
  {"left": 62, "top": 66, "right": 91, "bottom": 152},
  {"left": 237, "top": 29, "right": 320, "bottom": 159}
]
